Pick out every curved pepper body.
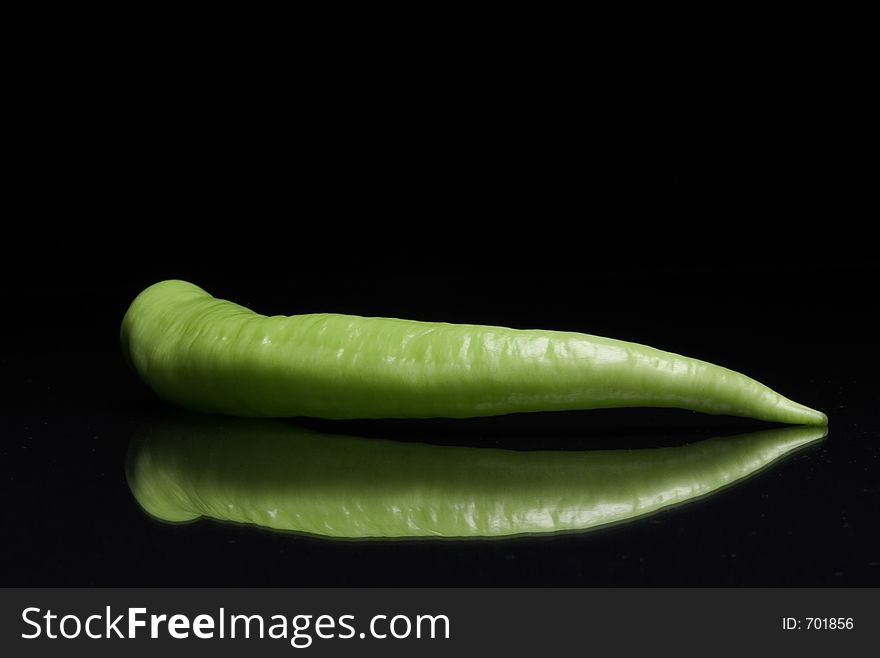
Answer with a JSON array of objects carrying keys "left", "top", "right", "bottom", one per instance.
[
  {"left": 121, "top": 280, "right": 826, "bottom": 424},
  {"left": 127, "top": 416, "right": 827, "bottom": 538}
]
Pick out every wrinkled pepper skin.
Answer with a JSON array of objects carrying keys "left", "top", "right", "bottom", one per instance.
[
  {"left": 127, "top": 416, "right": 827, "bottom": 538},
  {"left": 121, "top": 280, "right": 827, "bottom": 424}
]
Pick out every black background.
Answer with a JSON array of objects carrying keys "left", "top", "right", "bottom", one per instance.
[{"left": 2, "top": 43, "right": 877, "bottom": 585}]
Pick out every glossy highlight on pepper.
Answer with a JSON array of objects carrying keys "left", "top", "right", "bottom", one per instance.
[
  {"left": 120, "top": 280, "right": 827, "bottom": 424},
  {"left": 126, "top": 415, "right": 827, "bottom": 539}
]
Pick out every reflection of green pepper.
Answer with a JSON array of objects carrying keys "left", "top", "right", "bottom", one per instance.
[
  {"left": 126, "top": 416, "right": 826, "bottom": 539},
  {"left": 121, "top": 280, "right": 826, "bottom": 424}
]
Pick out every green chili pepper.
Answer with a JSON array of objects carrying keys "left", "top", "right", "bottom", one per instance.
[
  {"left": 126, "top": 415, "right": 826, "bottom": 538},
  {"left": 121, "top": 280, "right": 826, "bottom": 424}
]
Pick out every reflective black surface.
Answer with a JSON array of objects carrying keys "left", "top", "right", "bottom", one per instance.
[{"left": 2, "top": 265, "right": 877, "bottom": 585}]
